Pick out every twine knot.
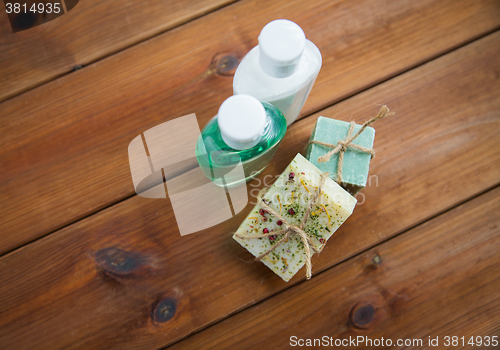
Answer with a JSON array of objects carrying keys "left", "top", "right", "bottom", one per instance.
[
  {"left": 235, "top": 173, "right": 329, "bottom": 280},
  {"left": 308, "top": 105, "right": 394, "bottom": 184},
  {"left": 339, "top": 141, "right": 348, "bottom": 153}
]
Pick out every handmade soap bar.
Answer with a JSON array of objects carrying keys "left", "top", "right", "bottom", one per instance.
[
  {"left": 233, "top": 153, "right": 356, "bottom": 282},
  {"left": 306, "top": 116, "right": 375, "bottom": 194}
]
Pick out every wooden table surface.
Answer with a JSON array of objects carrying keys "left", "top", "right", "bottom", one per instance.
[{"left": 1, "top": 0, "right": 499, "bottom": 349}]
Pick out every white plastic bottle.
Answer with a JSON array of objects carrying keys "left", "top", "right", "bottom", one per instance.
[{"left": 233, "top": 19, "right": 322, "bottom": 126}]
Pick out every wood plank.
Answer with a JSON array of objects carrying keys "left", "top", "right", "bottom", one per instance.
[
  {"left": 0, "top": 30, "right": 499, "bottom": 350},
  {"left": 0, "top": 0, "right": 237, "bottom": 102},
  {"left": 2, "top": 0, "right": 500, "bottom": 255},
  {"left": 168, "top": 187, "right": 500, "bottom": 350}
]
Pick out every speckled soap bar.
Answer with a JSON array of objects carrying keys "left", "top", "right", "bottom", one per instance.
[
  {"left": 233, "top": 153, "right": 356, "bottom": 282},
  {"left": 306, "top": 116, "right": 375, "bottom": 194}
]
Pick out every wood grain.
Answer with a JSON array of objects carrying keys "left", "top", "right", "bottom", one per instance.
[
  {"left": 2, "top": 0, "right": 500, "bottom": 256},
  {"left": 0, "top": 0, "right": 237, "bottom": 101},
  {"left": 168, "top": 186, "right": 500, "bottom": 350},
  {"left": 0, "top": 30, "right": 499, "bottom": 350}
]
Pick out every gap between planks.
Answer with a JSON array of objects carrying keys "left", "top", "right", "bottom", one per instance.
[{"left": 0, "top": 0, "right": 241, "bottom": 104}]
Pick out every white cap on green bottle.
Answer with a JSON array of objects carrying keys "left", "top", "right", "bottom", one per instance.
[
  {"left": 217, "top": 95, "right": 266, "bottom": 150},
  {"left": 258, "top": 19, "right": 306, "bottom": 78}
]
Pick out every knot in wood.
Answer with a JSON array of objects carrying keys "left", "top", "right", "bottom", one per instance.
[
  {"left": 95, "top": 247, "right": 143, "bottom": 277},
  {"left": 351, "top": 304, "right": 375, "bottom": 328},
  {"left": 212, "top": 54, "right": 239, "bottom": 76},
  {"left": 11, "top": 11, "right": 41, "bottom": 31},
  {"left": 152, "top": 298, "right": 177, "bottom": 323}
]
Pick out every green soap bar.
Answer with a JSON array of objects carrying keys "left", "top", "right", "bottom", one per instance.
[{"left": 306, "top": 116, "right": 375, "bottom": 193}]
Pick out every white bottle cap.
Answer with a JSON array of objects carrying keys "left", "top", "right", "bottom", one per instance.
[
  {"left": 217, "top": 95, "right": 266, "bottom": 150},
  {"left": 258, "top": 19, "right": 306, "bottom": 78}
]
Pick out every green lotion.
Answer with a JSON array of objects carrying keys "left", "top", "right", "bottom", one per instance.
[{"left": 195, "top": 95, "right": 286, "bottom": 186}]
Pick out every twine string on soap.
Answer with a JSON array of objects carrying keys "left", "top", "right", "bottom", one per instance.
[
  {"left": 308, "top": 105, "right": 394, "bottom": 184},
  {"left": 234, "top": 173, "right": 329, "bottom": 280}
]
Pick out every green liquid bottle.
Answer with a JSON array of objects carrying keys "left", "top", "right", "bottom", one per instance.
[{"left": 195, "top": 95, "right": 287, "bottom": 187}]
